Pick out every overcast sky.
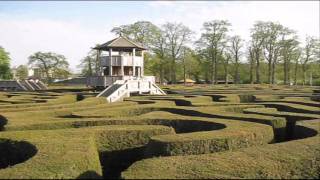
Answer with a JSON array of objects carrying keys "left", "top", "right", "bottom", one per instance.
[{"left": 0, "top": 1, "right": 319, "bottom": 73}]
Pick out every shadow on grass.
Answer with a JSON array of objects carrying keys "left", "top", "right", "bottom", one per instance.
[
  {"left": 99, "top": 146, "right": 146, "bottom": 179},
  {"left": 0, "top": 115, "right": 8, "bottom": 131},
  {"left": 290, "top": 125, "right": 318, "bottom": 140},
  {"left": 204, "top": 94, "right": 226, "bottom": 102},
  {"left": 150, "top": 98, "right": 193, "bottom": 106},
  {"left": 0, "top": 138, "right": 38, "bottom": 169},
  {"left": 263, "top": 103, "right": 319, "bottom": 115},
  {"left": 77, "top": 170, "right": 102, "bottom": 179}
]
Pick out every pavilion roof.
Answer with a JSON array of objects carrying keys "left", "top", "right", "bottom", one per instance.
[{"left": 93, "top": 36, "right": 147, "bottom": 51}]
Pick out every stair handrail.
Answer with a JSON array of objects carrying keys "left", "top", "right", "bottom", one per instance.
[
  {"left": 97, "top": 80, "right": 125, "bottom": 97},
  {"left": 151, "top": 82, "right": 166, "bottom": 95},
  {"left": 16, "top": 80, "right": 28, "bottom": 91},
  {"left": 36, "top": 80, "right": 48, "bottom": 89},
  {"left": 23, "top": 80, "right": 35, "bottom": 91},
  {"left": 106, "top": 80, "right": 129, "bottom": 102},
  {"left": 29, "top": 80, "right": 42, "bottom": 90},
  {"left": 97, "top": 79, "right": 166, "bottom": 103}
]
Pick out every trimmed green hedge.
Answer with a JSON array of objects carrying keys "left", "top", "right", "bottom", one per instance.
[
  {"left": 0, "top": 125, "right": 173, "bottom": 179},
  {"left": 122, "top": 120, "right": 320, "bottom": 179},
  {"left": 1, "top": 85, "right": 319, "bottom": 179}
]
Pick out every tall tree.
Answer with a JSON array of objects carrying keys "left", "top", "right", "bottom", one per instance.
[
  {"left": 162, "top": 22, "right": 193, "bottom": 83},
  {"left": 151, "top": 28, "right": 168, "bottom": 84},
  {"left": 179, "top": 47, "right": 201, "bottom": 83},
  {"left": 248, "top": 44, "right": 256, "bottom": 84},
  {"left": 301, "top": 36, "right": 319, "bottom": 85},
  {"left": 15, "top": 65, "right": 28, "bottom": 80},
  {"left": 229, "top": 35, "right": 243, "bottom": 84},
  {"left": 293, "top": 48, "right": 302, "bottom": 85},
  {"left": 111, "top": 21, "right": 160, "bottom": 48},
  {"left": 262, "top": 22, "right": 283, "bottom": 84},
  {"left": 111, "top": 21, "right": 165, "bottom": 82},
  {"left": 278, "top": 28, "right": 299, "bottom": 85},
  {"left": 250, "top": 21, "right": 268, "bottom": 84},
  {"left": 222, "top": 51, "right": 232, "bottom": 85},
  {"left": 51, "top": 68, "right": 71, "bottom": 80},
  {"left": 0, "top": 46, "right": 12, "bottom": 80},
  {"left": 197, "top": 20, "right": 231, "bottom": 84},
  {"left": 28, "top": 52, "right": 69, "bottom": 83},
  {"left": 78, "top": 49, "right": 98, "bottom": 76},
  {"left": 196, "top": 48, "right": 211, "bottom": 83}
]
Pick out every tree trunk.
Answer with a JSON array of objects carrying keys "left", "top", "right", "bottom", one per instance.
[
  {"left": 284, "top": 58, "right": 287, "bottom": 85},
  {"left": 224, "top": 62, "right": 228, "bottom": 85},
  {"left": 44, "top": 69, "right": 51, "bottom": 83},
  {"left": 271, "top": 60, "right": 276, "bottom": 84},
  {"left": 159, "top": 63, "right": 163, "bottom": 85},
  {"left": 310, "top": 71, "right": 313, "bottom": 86},
  {"left": 250, "top": 63, "right": 254, "bottom": 84},
  {"left": 302, "top": 64, "right": 306, "bottom": 86},
  {"left": 183, "top": 56, "right": 186, "bottom": 86},
  {"left": 172, "top": 58, "right": 176, "bottom": 84},
  {"left": 41, "top": 61, "right": 51, "bottom": 83},
  {"left": 294, "top": 61, "right": 298, "bottom": 85},
  {"left": 168, "top": 63, "right": 172, "bottom": 83},
  {"left": 234, "top": 63, "right": 239, "bottom": 84},
  {"left": 249, "top": 49, "right": 255, "bottom": 84},
  {"left": 211, "top": 55, "right": 215, "bottom": 84},
  {"left": 255, "top": 50, "right": 261, "bottom": 84},
  {"left": 234, "top": 51, "right": 239, "bottom": 84},
  {"left": 205, "top": 70, "right": 209, "bottom": 84},
  {"left": 287, "top": 61, "right": 291, "bottom": 85},
  {"left": 214, "top": 53, "right": 218, "bottom": 85},
  {"left": 267, "top": 55, "right": 272, "bottom": 84}
]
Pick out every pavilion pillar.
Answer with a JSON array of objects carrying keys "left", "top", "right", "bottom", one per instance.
[
  {"left": 121, "top": 63, "right": 124, "bottom": 76},
  {"left": 120, "top": 51, "right": 124, "bottom": 76},
  {"left": 109, "top": 48, "right": 113, "bottom": 76},
  {"left": 132, "top": 48, "right": 136, "bottom": 77},
  {"left": 96, "top": 49, "right": 102, "bottom": 76},
  {"left": 141, "top": 50, "right": 144, "bottom": 77}
]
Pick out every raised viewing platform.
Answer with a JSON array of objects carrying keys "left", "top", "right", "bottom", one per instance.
[
  {"left": 87, "top": 75, "right": 155, "bottom": 88},
  {"left": 100, "top": 56, "right": 143, "bottom": 67}
]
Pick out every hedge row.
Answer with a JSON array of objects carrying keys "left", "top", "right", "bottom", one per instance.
[
  {"left": 0, "top": 125, "right": 173, "bottom": 179},
  {"left": 122, "top": 120, "right": 320, "bottom": 179},
  {"left": 3, "top": 109, "right": 275, "bottom": 158}
]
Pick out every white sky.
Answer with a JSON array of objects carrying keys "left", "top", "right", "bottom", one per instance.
[{"left": 0, "top": 1, "right": 319, "bottom": 73}]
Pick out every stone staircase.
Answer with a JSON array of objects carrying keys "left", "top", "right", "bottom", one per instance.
[
  {"left": 97, "top": 83, "right": 124, "bottom": 98},
  {"left": 19, "top": 80, "right": 35, "bottom": 91},
  {"left": 36, "top": 80, "right": 48, "bottom": 90},
  {"left": 97, "top": 79, "right": 166, "bottom": 103},
  {"left": 0, "top": 80, "right": 47, "bottom": 91}
]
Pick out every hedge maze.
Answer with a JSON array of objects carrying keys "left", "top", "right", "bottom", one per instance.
[{"left": 0, "top": 85, "right": 319, "bottom": 179}]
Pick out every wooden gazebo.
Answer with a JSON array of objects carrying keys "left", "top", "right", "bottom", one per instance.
[{"left": 86, "top": 35, "right": 166, "bottom": 102}]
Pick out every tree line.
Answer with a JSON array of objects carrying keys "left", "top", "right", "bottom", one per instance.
[
  {"left": 0, "top": 49, "right": 71, "bottom": 83},
  {"left": 1, "top": 20, "right": 319, "bottom": 85},
  {"left": 80, "top": 20, "right": 319, "bottom": 85}
]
